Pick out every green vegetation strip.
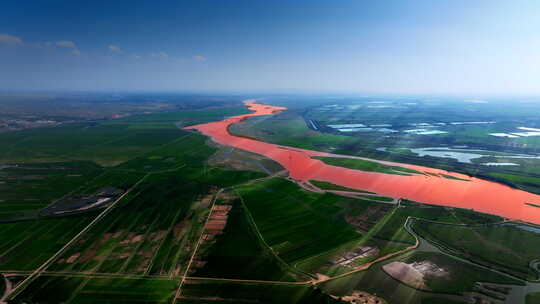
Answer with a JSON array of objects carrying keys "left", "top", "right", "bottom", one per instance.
[
  {"left": 358, "top": 195, "right": 394, "bottom": 202},
  {"left": 313, "top": 156, "right": 423, "bottom": 175},
  {"left": 309, "top": 180, "right": 374, "bottom": 193},
  {"left": 440, "top": 174, "right": 470, "bottom": 182}
]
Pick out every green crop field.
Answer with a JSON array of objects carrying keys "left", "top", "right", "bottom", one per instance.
[
  {"left": 413, "top": 221, "right": 540, "bottom": 280},
  {"left": 236, "top": 178, "right": 363, "bottom": 264},
  {"left": 115, "top": 132, "right": 217, "bottom": 173},
  {"left": 372, "top": 200, "right": 503, "bottom": 245},
  {"left": 0, "top": 123, "right": 186, "bottom": 166},
  {"left": 0, "top": 214, "right": 99, "bottom": 270},
  {"left": 235, "top": 178, "right": 414, "bottom": 277},
  {"left": 10, "top": 276, "right": 178, "bottom": 304},
  {"left": 0, "top": 105, "right": 251, "bottom": 166},
  {"left": 193, "top": 200, "right": 298, "bottom": 281},
  {"left": 47, "top": 170, "right": 212, "bottom": 275}
]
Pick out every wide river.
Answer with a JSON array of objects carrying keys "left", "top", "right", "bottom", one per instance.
[{"left": 186, "top": 100, "right": 540, "bottom": 225}]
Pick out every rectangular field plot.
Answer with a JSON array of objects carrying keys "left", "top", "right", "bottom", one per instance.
[
  {"left": 48, "top": 171, "right": 215, "bottom": 276},
  {"left": 0, "top": 214, "right": 98, "bottom": 271},
  {"left": 10, "top": 276, "right": 177, "bottom": 304}
]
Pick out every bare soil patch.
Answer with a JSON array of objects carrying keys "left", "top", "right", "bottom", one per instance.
[{"left": 383, "top": 260, "right": 449, "bottom": 290}]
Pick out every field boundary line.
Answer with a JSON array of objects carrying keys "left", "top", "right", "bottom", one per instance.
[
  {"left": 144, "top": 197, "right": 188, "bottom": 276},
  {"left": 118, "top": 213, "right": 162, "bottom": 273},
  {"left": 171, "top": 188, "right": 223, "bottom": 304},
  {"left": 6, "top": 173, "right": 150, "bottom": 300},
  {"left": 234, "top": 188, "right": 314, "bottom": 281}
]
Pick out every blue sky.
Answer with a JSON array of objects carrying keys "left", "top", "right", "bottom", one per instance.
[{"left": 1, "top": 0, "right": 540, "bottom": 94}]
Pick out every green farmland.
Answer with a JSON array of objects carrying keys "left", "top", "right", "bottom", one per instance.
[
  {"left": 10, "top": 276, "right": 178, "bottom": 304},
  {"left": 413, "top": 221, "right": 540, "bottom": 280},
  {"left": 3, "top": 95, "right": 540, "bottom": 304},
  {"left": 0, "top": 214, "right": 98, "bottom": 270}
]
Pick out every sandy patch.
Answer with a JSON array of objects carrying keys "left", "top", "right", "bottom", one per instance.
[
  {"left": 383, "top": 260, "right": 448, "bottom": 290},
  {"left": 131, "top": 235, "right": 143, "bottom": 243},
  {"left": 383, "top": 261, "right": 427, "bottom": 290},
  {"left": 66, "top": 253, "right": 81, "bottom": 263}
]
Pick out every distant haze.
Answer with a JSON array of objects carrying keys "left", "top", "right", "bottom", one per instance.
[{"left": 1, "top": 0, "right": 540, "bottom": 95}]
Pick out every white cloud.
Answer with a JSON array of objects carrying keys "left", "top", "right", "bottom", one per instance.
[
  {"left": 0, "top": 34, "right": 23, "bottom": 46},
  {"left": 108, "top": 44, "right": 121, "bottom": 52},
  {"left": 193, "top": 55, "right": 206, "bottom": 62},
  {"left": 1, "top": 35, "right": 81, "bottom": 56},
  {"left": 55, "top": 41, "right": 76, "bottom": 48},
  {"left": 54, "top": 40, "right": 80, "bottom": 56}
]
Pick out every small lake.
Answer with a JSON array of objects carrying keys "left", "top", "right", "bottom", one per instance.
[
  {"left": 381, "top": 147, "right": 539, "bottom": 165},
  {"left": 409, "top": 147, "right": 486, "bottom": 163}
]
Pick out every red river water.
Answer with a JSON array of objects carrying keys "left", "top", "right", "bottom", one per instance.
[{"left": 186, "top": 100, "right": 540, "bottom": 225}]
